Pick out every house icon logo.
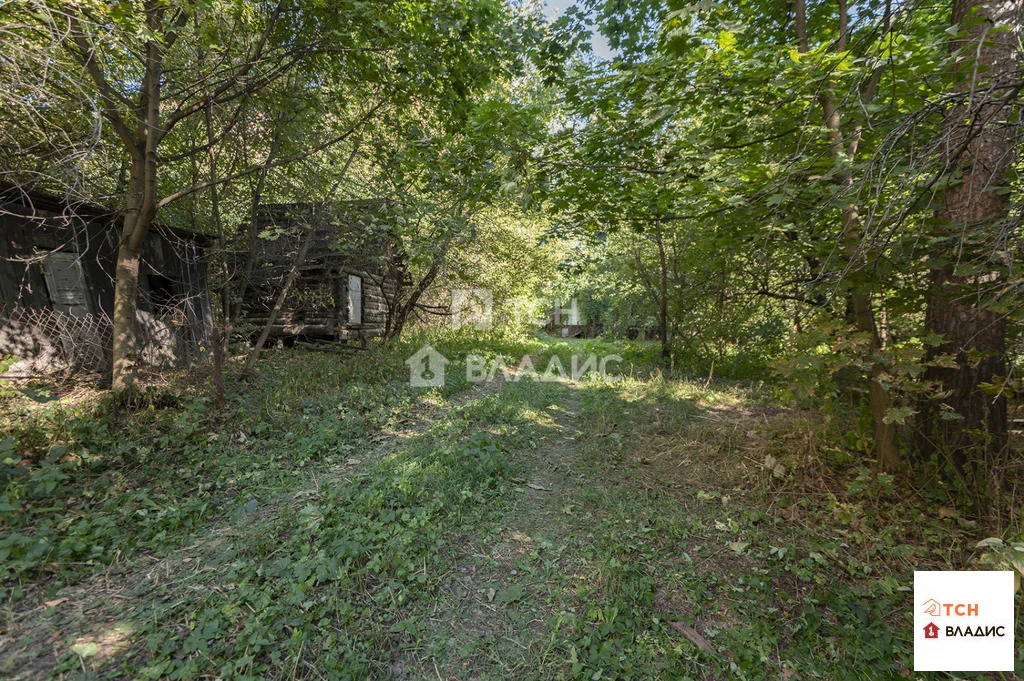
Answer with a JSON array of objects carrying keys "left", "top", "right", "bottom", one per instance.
[
  {"left": 914, "top": 571, "right": 1015, "bottom": 671},
  {"left": 406, "top": 344, "right": 448, "bottom": 387}
]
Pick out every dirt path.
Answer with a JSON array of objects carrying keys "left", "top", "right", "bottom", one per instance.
[
  {"left": 3, "top": 377, "right": 511, "bottom": 680},
  {"left": 395, "top": 381, "right": 585, "bottom": 679}
]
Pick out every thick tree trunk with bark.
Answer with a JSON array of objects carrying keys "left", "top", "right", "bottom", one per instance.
[
  {"left": 111, "top": 162, "right": 156, "bottom": 392},
  {"left": 111, "top": 233, "right": 143, "bottom": 391},
  {"left": 917, "top": 0, "right": 1020, "bottom": 468},
  {"left": 110, "top": 30, "right": 163, "bottom": 393},
  {"left": 65, "top": 1, "right": 288, "bottom": 392}
]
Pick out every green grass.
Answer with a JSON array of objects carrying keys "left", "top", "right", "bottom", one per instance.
[
  {"left": 394, "top": 373, "right": 1022, "bottom": 680},
  {"left": 2, "top": 332, "right": 1021, "bottom": 679},
  {"left": 0, "top": 328, "right": 543, "bottom": 595}
]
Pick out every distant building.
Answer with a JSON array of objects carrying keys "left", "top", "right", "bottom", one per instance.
[
  {"left": 0, "top": 185, "right": 212, "bottom": 376},
  {"left": 543, "top": 298, "right": 602, "bottom": 338},
  {"left": 235, "top": 201, "right": 403, "bottom": 344}
]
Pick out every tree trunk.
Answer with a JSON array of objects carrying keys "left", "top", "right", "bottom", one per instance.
[
  {"left": 211, "top": 326, "right": 226, "bottom": 410},
  {"left": 656, "top": 225, "right": 670, "bottom": 362},
  {"left": 917, "top": 0, "right": 1019, "bottom": 471},
  {"left": 385, "top": 258, "right": 441, "bottom": 342},
  {"left": 795, "top": 0, "right": 899, "bottom": 471},
  {"left": 111, "top": 228, "right": 142, "bottom": 392},
  {"left": 110, "top": 162, "right": 154, "bottom": 392},
  {"left": 111, "top": 29, "right": 162, "bottom": 392}
]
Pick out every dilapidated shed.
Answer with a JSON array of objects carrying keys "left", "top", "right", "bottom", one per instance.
[
  {"left": 236, "top": 201, "right": 403, "bottom": 344},
  {"left": 0, "top": 185, "right": 212, "bottom": 376}
]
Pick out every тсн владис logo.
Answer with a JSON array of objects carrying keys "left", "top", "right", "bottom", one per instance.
[
  {"left": 920, "top": 598, "right": 1007, "bottom": 638},
  {"left": 913, "top": 571, "right": 1014, "bottom": 672}
]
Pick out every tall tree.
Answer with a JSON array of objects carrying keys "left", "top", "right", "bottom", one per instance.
[
  {"left": 794, "top": 0, "right": 899, "bottom": 471},
  {"left": 7, "top": 0, "right": 527, "bottom": 389},
  {"left": 918, "top": 1, "right": 1021, "bottom": 471},
  {"left": 56, "top": 1, "right": 299, "bottom": 391}
]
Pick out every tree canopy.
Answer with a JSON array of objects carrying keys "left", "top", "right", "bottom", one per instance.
[{"left": 1, "top": 0, "right": 1021, "bottom": 510}]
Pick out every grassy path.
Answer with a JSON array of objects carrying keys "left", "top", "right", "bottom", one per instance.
[
  {"left": 5, "top": 336, "right": 1013, "bottom": 679},
  {"left": 392, "top": 383, "right": 586, "bottom": 679},
  {"left": 386, "top": 372, "right": 930, "bottom": 680},
  {"left": 5, "top": 369, "right": 533, "bottom": 679}
]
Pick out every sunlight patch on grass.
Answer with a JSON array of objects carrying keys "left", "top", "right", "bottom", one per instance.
[
  {"left": 516, "top": 406, "right": 556, "bottom": 428},
  {"left": 70, "top": 623, "right": 134, "bottom": 667}
]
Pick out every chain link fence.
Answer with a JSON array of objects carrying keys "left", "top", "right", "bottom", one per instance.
[{"left": 0, "top": 304, "right": 205, "bottom": 377}]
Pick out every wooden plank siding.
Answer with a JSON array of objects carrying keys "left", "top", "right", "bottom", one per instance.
[
  {"left": 1, "top": 186, "right": 212, "bottom": 374},
  {"left": 237, "top": 201, "right": 403, "bottom": 343}
]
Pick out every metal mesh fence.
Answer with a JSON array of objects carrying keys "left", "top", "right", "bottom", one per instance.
[
  {"left": 1, "top": 304, "right": 110, "bottom": 374},
  {"left": 0, "top": 303, "right": 205, "bottom": 376}
]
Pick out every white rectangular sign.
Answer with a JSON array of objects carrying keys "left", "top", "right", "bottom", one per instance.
[{"left": 914, "top": 570, "right": 1015, "bottom": 671}]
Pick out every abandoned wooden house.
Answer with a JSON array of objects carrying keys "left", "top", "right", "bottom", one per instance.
[
  {"left": 236, "top": 201, "right": 402, "bottom": 345},
  {"left": 0, "top": 185, "right": 212, "bottom": 376}
]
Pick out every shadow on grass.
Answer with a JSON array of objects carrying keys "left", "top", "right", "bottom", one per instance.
[{"left": 5, "top": 376, "right": 572, "bottom": 680}]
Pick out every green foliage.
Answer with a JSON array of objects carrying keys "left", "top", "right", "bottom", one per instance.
[
  {"left": 513, "top": 369, "right": 1007, "bottom": 681},
  {"left": 532, "top": 0, "right": 1022, "bottom": 499},
  {"left": 4, "top": 334, "right": 1021, "bottom": 679},
  {"left": 0, "top": 329, "right": 540, "bottom": 595},
  {"left": 976, "top": 537, "right": 1024, "bottom": 592},
  {"left": 1, "top": 0, "right": 1022, "bottom": 672},
  {"left": 102, "top": 416, "right": 529, "bottom": 678}
]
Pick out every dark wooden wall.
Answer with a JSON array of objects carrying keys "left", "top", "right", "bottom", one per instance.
[
  {"left": 238, "top": 202, "right": 401, "bottom": 342},
  {"left": 0, "top": 204, "right": 114, "bottom": 315},
  {"left": 1, "top": 190, "right": 212, "bottom": 371},
  {"left": 1, "top": 202, "right": 210, "bottom": 322}
]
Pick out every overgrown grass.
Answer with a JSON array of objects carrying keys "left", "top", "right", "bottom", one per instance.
[
  {"left": 518, "top": 376, "right": 924, "bottom": 679},
  {"left": 0, "top": 328, "right": 542, "bottom": 597},
  {"left": 37, "top": 381, "right": 562, "bottom": 678},
  {"left": 3, "top": 332, "right": 1021, "bottom": 679},
  {"left": 380, "top": 350, "right": 1022, "bottom": 680}
]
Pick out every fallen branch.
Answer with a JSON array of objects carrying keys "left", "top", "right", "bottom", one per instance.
[{"left": 668, "top": 620, "right": 717, "bottom": 656}]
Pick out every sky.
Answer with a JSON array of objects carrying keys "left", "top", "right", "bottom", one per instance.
[{"left": 543, "top": 0, "right": 617, "bottom": 60}]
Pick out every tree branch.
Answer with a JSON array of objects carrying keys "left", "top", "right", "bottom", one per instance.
[
  {"left": 156, "top": 96, "right": 389, "bottom": 209},
  {"left": 161, "top": 0, "right": 285, "bottom": 134},
  {"left": 66, "top": 16, "right": 137, "bottom": 149}
]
